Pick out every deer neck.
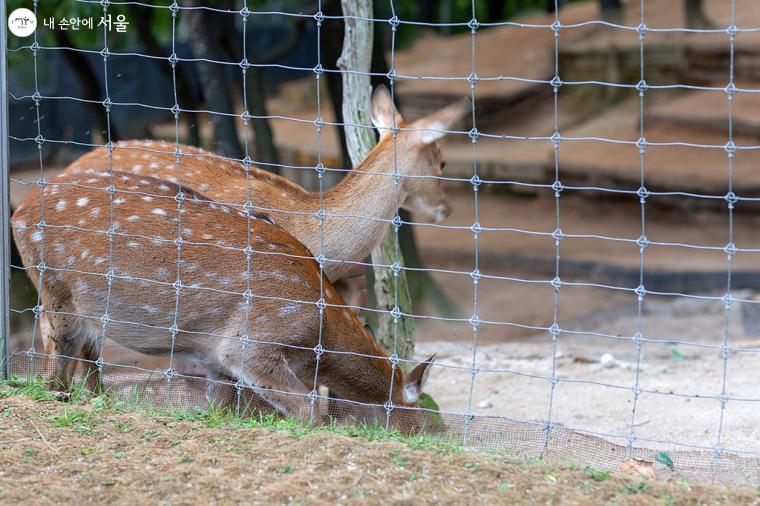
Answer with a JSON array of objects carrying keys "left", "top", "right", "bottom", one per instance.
[{"left": 314, "top": 140, "right": 408, "bottom": 277}]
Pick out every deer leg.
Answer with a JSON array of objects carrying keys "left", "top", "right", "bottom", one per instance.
[
  {"left": 45, "top": 313, "right": 88, "bottom": 392},
  {"left": 236, "top": 353, "right": 318, "bottom": 424},
  {"left": 79, "top": 337, "right": 103, "bottom": 393}
]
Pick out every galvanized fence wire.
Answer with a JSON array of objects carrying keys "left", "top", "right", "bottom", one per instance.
[{"left": 4, "top": 0, "right": 760, "bottom": 486}]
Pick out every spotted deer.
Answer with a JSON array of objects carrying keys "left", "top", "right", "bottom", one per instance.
[
  {"left": 12, "top": 171, "right": 435, "bottom": 428},
  {"left": 64, "top": 86, "right": 466, "bottom": 282}
]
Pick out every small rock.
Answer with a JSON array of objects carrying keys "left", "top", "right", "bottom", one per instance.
[
  {"left": 600, "top": 353, "right": 616, "bottom": 368},
  {"left": 477, "top": 399, "right": 493, "bottom": 409}
]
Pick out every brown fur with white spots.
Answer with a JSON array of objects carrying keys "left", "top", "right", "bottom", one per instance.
[
  {"left": 63, "top": 86, "right": 466, "bottom": 281},
  {"left": 12, "top": 171, "right": 435, "bottom": 428}
]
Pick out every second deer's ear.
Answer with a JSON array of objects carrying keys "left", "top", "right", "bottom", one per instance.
[
  {"left": 371, "top": 85, "right": 402, "bottom": 137},
  {"left": 411, "top": 98, "right": 470, "bottom": 144},
  {"left": 402, "top": 354, "right": 436, "bottom": 404}
]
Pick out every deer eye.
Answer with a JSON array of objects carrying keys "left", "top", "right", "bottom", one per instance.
[{"left": 439, "top": 161, "right": 446, "bottom": 171}]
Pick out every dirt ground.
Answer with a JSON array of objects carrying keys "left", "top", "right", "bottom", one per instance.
[{"left": 1, "top": 395, "right": 758, "bottom": 505}]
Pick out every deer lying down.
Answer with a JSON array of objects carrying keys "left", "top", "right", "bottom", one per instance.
[
  {"left": 64, "top": 86, "right": 466, "bottom": 282},
  {"left": 12, "top": 171, "right": 435, "bottom": 427}
]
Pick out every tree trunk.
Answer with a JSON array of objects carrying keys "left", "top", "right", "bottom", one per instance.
[
  {"left": 130, "top": 5, "right": 199, "bottom": 147},
  {"left": 53, "top": 30, "right": 119, "bottom": 142},
  {"left": 184, "top": 0, "right": 242, "bottom": 158},
  {"left": 337, "top": 0, "right": 415, "bottom": 366},
  {"left": 222, "top": 13, "right": 286, "bottom": 171},
  {"left": 685, "top": 0, "right": 712, "bottom": 29}
]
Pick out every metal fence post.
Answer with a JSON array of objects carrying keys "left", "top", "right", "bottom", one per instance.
[{"left": 1, "top": 0, "right": 11, "bottom": 380}]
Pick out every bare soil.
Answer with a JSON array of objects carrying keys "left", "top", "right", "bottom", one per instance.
[{"left": 1, "top": 395, "right": 758, "bottom": 505}]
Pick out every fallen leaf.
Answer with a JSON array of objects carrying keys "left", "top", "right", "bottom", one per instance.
[{"left": 620, "top": 458, "right": 656, "bottom": 479}]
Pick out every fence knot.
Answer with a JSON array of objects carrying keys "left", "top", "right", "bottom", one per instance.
[
  {"left": 36, "top": 261, "right": 47, "bottom": 274},
  {"left": 468, "top": 18, "right": 479, "bottom": 32},
  {"left": 388, "top": 15, "right": 399, "bottom": 29},
  {"left": 100, "top": 313, "right": 111, "bottom": 326},
  {"left": 390, "top": 306, "right": 402, "bottom": 321},
  {"left": 32, "top": 91, "right": 41, "bottom": 103},
  {"left": 469, "top": 314, "right": 480, "bottom": 329},
  {"left": 391, "top": 261, "right": 401, "bottom": 276},
  {"left": 391, "top": 214, "right": 403, "bottom": 229},
  {"left": 636, "top": 23, "right": 647, "bottom": 37},
  {"left": 549, "top": 323, "right": 560, "bottom": 337},
  {"left": 470, "top": 269, "right": 481, "bottom": 283},
  {"left": 239, "top": 334, "right": 250, "bottom": 346},
  {"left": 312, "top": 64, "right": 324, "bottom": 76},
  {"left": 470, "top": 221, "right": 482, "bottom": 235},
  {"left": 633, "top": 332, "right": 645, "bottom": 346},
  {"left": 169, "top": 2, "right": 179, "bottom": 14},
  {"left": 240, "top": 6, "right": 250, "bottom": 18},
  {"left": 313, "top": 10, "right": 324, "bottom": 25},
  {"left": 724, "top": 242, "right": 737, "bottom": 257},
  {"left": 168, "top": 52, "right": 179, "bottom": 66},
  {"left": 721, "top": 292, "right": 733, "bottom": 309},
  {"left": 36, "top": 176, "right": 47, "bottom": 188},
  {"left": 95, "top": 357, "right": 105, "bottom": 370},
  {"left": 635, "top": 284, "right": 646, "bottom": 299},
  {"left": 468, "top": 127, "right": 479, "bottom": 141},
  {"left": 636, "top": 185, "right": 649, "bottom": 200},
  {"left": 383, "top": 400, "right": 395, "bottom": 412},
  {"left": 32, "top": 304, "right": 42, "bottom": 316},
  {"left": 636, "top": 79, "right": 648, "bottom": 94},
  {"left": 164, "top": 368, "right": 176, "bottom": 380},
  {"left": 34, "top": 134, "right": 45, "bottom": 146},
  {"left": 100, "top": 47, "right": 111, "bottom": 60},
  {"left": 636, "top": 234, "right": 649, "bottom": 250},
  {"left": 551, "top": 227, "right": 563, "bottom": 242},
  {"left": 170, "top": 104, "right": 181, "bottom": 118},
  {"left": 389, "top": 354, "right": 400, "bottom": 366},
  {"left": 313, "top": 343, "right": 324, "bottom": 357},
  {"left": 30, "top": 41, "right": 40, "bottom": 53}
]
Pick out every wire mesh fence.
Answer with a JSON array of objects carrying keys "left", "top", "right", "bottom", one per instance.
[{"left": 4, "top": 0, "right": 760, "bottom": 487}]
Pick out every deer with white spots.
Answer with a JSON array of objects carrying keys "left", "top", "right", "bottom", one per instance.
[
  {"left": 64, "top": 86, "right": 466, "bottom": 284},
  {"left": 12, "top": 171, "right": 435, "bottom": 429}
]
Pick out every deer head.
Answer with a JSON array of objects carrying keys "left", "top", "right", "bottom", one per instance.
[{"left": 369, "top": 85, "right": 468, "bottom": 223}]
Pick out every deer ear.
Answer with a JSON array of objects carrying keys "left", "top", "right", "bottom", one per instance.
[
  {"left": 371, "top": 85, "right": 402, "bottom": 137},
  {"left": 402, "top": 354, "right": 436, "bottom": 404},
  {"left": 363, "top": 323, "right": 376, "bottom": 340},
  {"left": 412, "top": 98, "right": 470, "bottom": 144}
]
